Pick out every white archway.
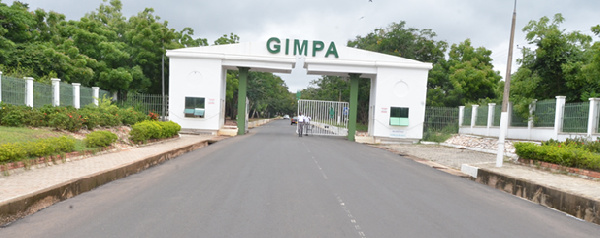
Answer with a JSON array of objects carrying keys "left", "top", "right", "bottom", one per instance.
[{"left": 166, "top": 38, "right": 432, "bottom": 142}]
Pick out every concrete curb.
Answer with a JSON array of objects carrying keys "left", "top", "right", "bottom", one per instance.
[
  {"left": 473, "top": 168, "right": 600, "bottom": 225},
  {"left": 0, "top": 140, "right": 211, "bottom": 226}
]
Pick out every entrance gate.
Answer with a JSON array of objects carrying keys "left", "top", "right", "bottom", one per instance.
[{"left": 297, "top": 99, "right": 349, "bottom": 136}]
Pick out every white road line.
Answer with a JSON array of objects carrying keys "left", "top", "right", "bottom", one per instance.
[{"left": 336, "top": 194, "right": 367, "bottom": 238}]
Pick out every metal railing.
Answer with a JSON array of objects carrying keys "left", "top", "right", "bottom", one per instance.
[
  {"left": 59, "top": 82, "right": 74, "bottom": 107},
  {"left": 462, "top": 106, "right": 472, "bottom": 126},
  {"left": 424, "top": 106, "right": 458, "bottom": 133},
  {"left": 33, "top": 82, "right": 53, "bottom": 108},
  {"left": 117, "top": 92, "right": 168, "bottom": 117},
  {"left": 563, "top": 102, "right": 589, "bottom": 133},
  {"left": 533, "top": 99, "right": 555, "bottom": 127},
  {"left": 475, "top": 106, "right": 488, "bottom": 126},
  {"left": 1, "top": 76, "right": 26, "bottom": 106}
]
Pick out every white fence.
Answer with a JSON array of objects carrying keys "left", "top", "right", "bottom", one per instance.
[
  {"left": 459, "top": 96, "right": 600, "bottom": 141},
  {"left": 297, "top": 99, "right": 349, "bottom": 136}
]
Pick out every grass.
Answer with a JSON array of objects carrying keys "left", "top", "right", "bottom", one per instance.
[
  {"left": 0, "top": 126, "right": 65, "bottom": 144},
  {"left": 0, "top": 126, "right": 91, "bottom": 155}
]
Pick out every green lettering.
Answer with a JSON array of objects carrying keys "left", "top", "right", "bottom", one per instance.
[
  {"left": 325, "top": 42, "right": 339, "bottom": 58},
  {"left": 294, "top": 39, "right": 308, "bottom": 56},
  {"left": 266, "top": 37, "right": 280, "bottom": 54},
  {"left": 312, "top": 41, "right": 325, "bottom": 57},
  {"left": 285, "top": 38, "right": 290, "bottom": 55}
]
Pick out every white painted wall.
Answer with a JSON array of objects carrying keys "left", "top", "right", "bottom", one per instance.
[
  {"left": 371, "top": 67, "right": 429, "bottom": 140},
  {"left": 168, "top": 57, "right": 225, "bottom": 133}
]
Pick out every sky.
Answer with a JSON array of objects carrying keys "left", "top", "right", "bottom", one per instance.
[{"left": 16, "top": 0, "right": 600, "bottom": 92}]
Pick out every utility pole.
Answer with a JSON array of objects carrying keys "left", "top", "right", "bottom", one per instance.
[{"left": 497, "top": 0, "right": 517, "bottom": 167}]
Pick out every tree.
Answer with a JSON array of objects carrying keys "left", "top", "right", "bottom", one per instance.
[
  {"left": 429, "top": 39, "right": 502, "bottom": 107},
  {"left": 347, "top": 21, "right": 447, "bottom": 64},
  {"left": 511, "top": 13, "right": 593, "bottom": 103}
]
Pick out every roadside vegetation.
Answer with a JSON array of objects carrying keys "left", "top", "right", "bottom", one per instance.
[
  {"left": 515, "top": 138, "right": 600, "bottom": 172},
  {"left": 0, "top": 99, "right": 181, "bottom": 165}
]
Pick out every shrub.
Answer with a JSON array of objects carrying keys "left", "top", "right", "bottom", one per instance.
[
  {"left": 0, "top": 136, "right": 76, "bottom": 163},
  {"left": 515, "top": 142, "right": 600, "bottom": 172},
  {"left": 130, "top": 120, "right": 181, "bottom": 144},
  {"left": 2, "top": 109, "right": 25, "bottom": 127},
  {"left": 47, "top": 111, "right": 84, "bottom": 132},
  {"left": 0, "top": 143, "right": 26, "bottom": 162},
  {"left": 118, "top": 107, "right": 148, "bottom": 126},
  {"left": 84, "top": 131, "right": 118, "bottom": 148}
]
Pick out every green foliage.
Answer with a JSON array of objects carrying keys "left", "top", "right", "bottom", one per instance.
[
  {"left": 511, "top": 13, "right": 596, "bottom": 106},
  {"left": 428, "top": 39, "right": 502, "bottom": 107},
  {"left": 84, "top": 131, "right": 118, "bottom": 148},
  {"left": 130, "top": 120, "right": 181, "bottom": 144},
  {"left": 515, "top": 139, "right": 600, "bottom": 172},
  {"left": 0, "top": 136, "right": 76, "bottom": 163},
  {"left": 0, "top": 143, "right": 27, "bottom": 162},
  {"left": 0, "top": 0, "right": 209, "bottom": 94}
]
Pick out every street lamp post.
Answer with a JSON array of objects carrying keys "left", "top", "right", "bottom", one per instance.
[{"left": 497, "top": 0, "right": 518, "bottom": 167}]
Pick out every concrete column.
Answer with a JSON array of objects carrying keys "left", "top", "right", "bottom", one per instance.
[
  {"left": 51, "top": 78, "right": 61, "bottom": 107},
  {"left": 347, "top": 73, "right": 360, "bottom": 141},
  {"left": 25, "top": 77, "right": 34, "bottom": 107},
  {"left": 458, "top": 106, "right": 465, "bottom": 127},
  {"left": 528, "top": 99, "right": 536, "bottom": 129},
  {"left": 554, "top": 96, "right": 566, "bottom": 139},
  {"left": 471, "top": 105, "right": 478, "bottom": 129},
  {"left": 92, "top": 87, "right": 100, "bottom": 106},
  {"left": 487, "top": 103, "right": 495, "bottom": 136},
  {"left": 587, "top": 98, "right": 600, "bottom": 136},
  {"left": 72, "top": 83, "right": 81, "bottom": 109},
  {"left": 0, "top": 71, "right": 3, "bottom": 103},
  {"left": 237, "top": 67, "right": 249, "bottom": 135}
]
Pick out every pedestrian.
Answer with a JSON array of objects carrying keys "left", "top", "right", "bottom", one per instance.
[{"left": 297, "top": 112, "right": 306, "bottom": 137}]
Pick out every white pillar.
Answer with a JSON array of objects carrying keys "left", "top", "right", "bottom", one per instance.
[
  {"left": 471, "top": 105, "right": 478, "bottom": 129},
  {"left": 0, "top": 71, "right": 3, "bottom": 102},
  {"left": 554, "top": 96, "right": 566, "bottom": 140},
  {"left": 112, "top": 91, "right": 118, "bottom": 101},
  {"left": 51, "top": 78, "right": 61, "bottom": 107},
  {"left": 72, "top": 83, "right": 81, "bottom": 109},
  {"left": 92, "top": 87, "right": 100, "bottom": 106},
  {"left": 587, "top": 98, "right": 600, "bottom": 137},
  {"left": 458, "top": 106, "right": 465, "bottom": 128},
  {"left": 25, "top": 77, "right": 34, "bottom": 107},
  {"left": 487, "top": 103, "right": 495, "bottom": 136}
]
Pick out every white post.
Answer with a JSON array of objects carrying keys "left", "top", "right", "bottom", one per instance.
[
  {"left": 51, "top": 78, "right": 61, "bottom": 107},
  {"left": 471, "top": 105, "right": 479, "bottom": 129},
  {"left": 112, "top": 91, "right": 118, "bottom": 101},
  {"left": 496, "top": 111, "right": 509, "bottom": 167},
  {"left": 587, "top": 98, "right": 600, "bottom": 137},
  {"left": 25, "top": 77, "right": 34, "bottom": 107},
  {"left": 72, "top": 83, "right": 81, "bottom": 109},
  {"left": 487, "top": 103, "right": 495, "bottom": 136},
  {"left": 528, "top": 100, "right": 536, "bottom": 140},
  {"left": 554, "top": 96, "right": 566, "bottom": 140},
  {"left": 458, "top": 106, "right": 465, "bottom": 128},
  {"left": 92, "top": 87, "right": 100, "bottom": 106},
  {"left": 0, "top": 71, "right": 3, "bottom": 102}
]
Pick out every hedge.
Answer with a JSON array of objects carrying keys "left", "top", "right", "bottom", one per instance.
[
  {"left": 0, "top": 136, "right": 76, "bottom": 163},
  {"left": 130, "top": 120, "right": 181, "bottom": 144},
  {"left": 514, "top": 142, "right": 600, "bottom": 172},
  {"left": 84, "top": 131, "right": 118, "bottom": 148}
]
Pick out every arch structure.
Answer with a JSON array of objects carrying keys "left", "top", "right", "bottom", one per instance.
[{"left": 166, "top": 38, "right": 432, "bottom": 142}]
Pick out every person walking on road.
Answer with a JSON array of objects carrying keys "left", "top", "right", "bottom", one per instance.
[
  {"left": 297, "top": 112, "right": 306, "bottom": 137},
  {"left": 304, "top": 115, "right": 311, "bottom": 136}
]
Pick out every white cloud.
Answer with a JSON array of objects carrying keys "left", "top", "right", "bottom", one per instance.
[{"left": 17, "top": 0, "right": 600, "bottom": 91}]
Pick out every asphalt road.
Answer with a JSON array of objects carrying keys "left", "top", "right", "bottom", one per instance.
[{"left": 2, "top": 120, "right": 599, "bottom": 237}]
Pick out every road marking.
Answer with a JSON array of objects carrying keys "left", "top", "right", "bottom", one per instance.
[
  {"left": 336, "top": 194, "right": 367, "bottom": 238},
  {"left": 311, "top": 156, "right": 328, "bottom": 179}
]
